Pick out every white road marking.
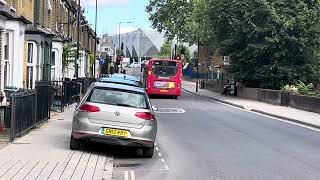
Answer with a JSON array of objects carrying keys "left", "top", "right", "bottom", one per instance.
[
  {"left": 161, "top": 159, "right": 165, "bottom": 163},
  {"left": 154, "top": 142, "right": 157, "bottom": 146},
  {"left": 165, "top": 166, "right": 170, "bottom": 170},
  {"left": 158, "top": 153, "right": 162, "bottom": 157},
  {"left": 130, "top": 171, "right": 135, "bottom": 180},
  {"left": 155, "top": 147, "right": 159, "bottom": 151},
  {"left": 124, "top": 171, "right": 128, "bottom": 180}
]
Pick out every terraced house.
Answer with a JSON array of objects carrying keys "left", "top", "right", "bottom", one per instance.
[{"left": 0, "top": 0, "right": 96, "bottom": 96}]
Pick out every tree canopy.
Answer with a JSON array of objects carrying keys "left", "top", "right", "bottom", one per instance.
[
  {"left": 147, "top": 0, "right": 320, "bottom": 89},
  {"left": 209, "top": 0, "right": 320, "bottom": 88}
]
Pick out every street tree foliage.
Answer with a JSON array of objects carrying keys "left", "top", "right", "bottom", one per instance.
[
  {"left": 177, "top": 44, "right": 191, "bottom": 63},
  {"left": 157, "top": 41, "right": 172, "bottom": 58},
  {"left": 146, "top": 0, "right": 194, "bottom": 42},
  {"left": 147, "top": 0, "right": 320, "bottom": 89},
  {"left": 62, "top": 45, "right": 72, "bottom": 74},
  {"left": 209, "top": 0, "right": 320, "bottom": 89},
  {"left": 146, "top": 0, "right": 212, "bottom": 45}
]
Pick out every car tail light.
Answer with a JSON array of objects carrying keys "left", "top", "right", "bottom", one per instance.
[
  {"left": 79, "top": 104, "right": 100, "bottom": 112},
  {"left": 135, "top": 112, "right": 155, "bottom": 120}
]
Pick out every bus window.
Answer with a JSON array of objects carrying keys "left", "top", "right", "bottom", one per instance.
[{"left": 152, "top": 61, "right": 178, "bottom": 77}]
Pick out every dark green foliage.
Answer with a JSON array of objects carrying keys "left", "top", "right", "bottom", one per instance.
[{"left": 208, "top": 0, "right": 320, "bottom": 89}]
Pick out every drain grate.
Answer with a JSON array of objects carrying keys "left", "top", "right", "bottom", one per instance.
[{"left": 114, "top": 163, "right": 142, "bottom": 168}]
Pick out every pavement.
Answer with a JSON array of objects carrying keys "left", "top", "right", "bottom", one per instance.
[
  {"left": 0, "top": 106, "right": 113, "bottom": 180},
  {"left": 182, "top": 80, "right": 320, "bottom": 129}
]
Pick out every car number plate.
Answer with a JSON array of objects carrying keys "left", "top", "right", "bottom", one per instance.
[{"left": 103, "top": 128, "right": 129, "bottom": 137}]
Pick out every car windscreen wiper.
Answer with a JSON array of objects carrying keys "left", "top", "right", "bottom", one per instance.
[{"left": 116, "top": 103, "right": 138, "bottom": 108}]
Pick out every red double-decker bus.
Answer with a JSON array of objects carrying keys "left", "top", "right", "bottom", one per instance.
[{"left": 142, "top": 59, "right": 182, "bottom": 98}]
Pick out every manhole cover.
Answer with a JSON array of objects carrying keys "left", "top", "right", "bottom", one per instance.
[{"left": 156, "top": 108, "right": 186, "bottom": 114}]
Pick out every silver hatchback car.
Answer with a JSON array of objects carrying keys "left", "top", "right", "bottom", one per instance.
[{"left": 70, "top": 82, "right": 157, "bottom": 158}]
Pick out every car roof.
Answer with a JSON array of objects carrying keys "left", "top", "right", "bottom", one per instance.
[
  {"left": 111, "top": 73, "right": 140, "bottom": 82},
  {"left": 93, "top": 82, "right": 146, "bottom": 93},
  {"left": 149, "top": 58, "right": 181, "bottom": 63},
  {"left": 99, "top": 77, "right": 139, "bottom": 87}
]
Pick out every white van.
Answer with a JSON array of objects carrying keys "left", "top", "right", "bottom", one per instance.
[{"left": 121, "top": 58, "right": 130, "bottom": 67}]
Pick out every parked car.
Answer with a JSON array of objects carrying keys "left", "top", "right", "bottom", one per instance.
[
  {"left": 70, "top": 82, "right": 158, "bottom": 158},
  {"left": 111, "top": 73, "right": 142, "bottom": 86},
  {"left": 98, "top": 77, "right": 140, "bottom": 87},
  {"left": 130, "top": 63, "right": 141, "bottom": 69}
]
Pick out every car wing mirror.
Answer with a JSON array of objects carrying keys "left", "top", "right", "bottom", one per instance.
[{"left": 152, "top": 105, "right": 159, "bottom": 112}]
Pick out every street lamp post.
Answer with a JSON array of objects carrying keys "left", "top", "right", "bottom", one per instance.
[
  {"left": 76, "top": 0, "right": 81, "bottom": 79},
  {"left": 117, "top": 21, "right": 133, "bottom": 72},
  {"left": 93, "top": 0, "right": 98, "bottom": 78}
]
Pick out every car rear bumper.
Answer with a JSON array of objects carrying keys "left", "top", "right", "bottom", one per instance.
[{"left": 72, "top": 117, "right": 157, "bottom": 147}]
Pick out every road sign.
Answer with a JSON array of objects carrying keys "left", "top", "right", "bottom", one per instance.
[
  {"left": 223, "top": 56, "right": 230, "bottom": 65},
  {"left": 99, "top": 59, "right": 106, "bottom": 65}
]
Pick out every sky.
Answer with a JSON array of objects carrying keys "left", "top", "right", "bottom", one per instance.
[{"left": 82, "top": 0, "right": 152, "bottom": 36}]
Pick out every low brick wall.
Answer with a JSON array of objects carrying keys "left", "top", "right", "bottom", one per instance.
[
  {"left": 289, "top": 94, "right": 320, "bottom": 114},
  {"left": 201, "top": 82, "right": 320, "bottom": 114}
]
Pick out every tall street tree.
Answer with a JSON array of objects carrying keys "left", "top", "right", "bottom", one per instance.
[{"left": 209, "top": 0, "right": 320, "bottom": 89}]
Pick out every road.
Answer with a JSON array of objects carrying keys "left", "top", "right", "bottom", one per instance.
[{"left": 111, "top": 68, "right": 320, "bottom": 180}]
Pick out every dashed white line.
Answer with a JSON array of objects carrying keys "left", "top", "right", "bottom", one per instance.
[
  {"left": 161, "top": 159, "right": 165, "bottom": 163},
  {"left": 130, "top": 171, "right": 135, "bottom": 180},
  {"left": 155, "top": 147, "right": 159, "bottom": 151},
  {"left": 158, "top": 152, "right": 162, "bottom": 157},
  {"left": 165, "top": 166, "right": 170, "bottom": 170},
  {"left": 124, "top": 171, "right": 128, "bottom": 180}
]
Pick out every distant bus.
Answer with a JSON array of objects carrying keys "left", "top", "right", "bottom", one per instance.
[{"left": 142, "top": 59, "right": 182, "bottom": 99}]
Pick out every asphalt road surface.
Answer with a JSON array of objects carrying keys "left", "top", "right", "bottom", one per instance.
[{"left": 111, "top": 68, "right": 320, "bottom": 180}]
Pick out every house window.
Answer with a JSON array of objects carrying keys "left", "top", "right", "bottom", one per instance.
[
  {"left": 4, "top": 33, "right": 9, "bottom": 60},
  {"left": 27, "top": 43, "right": 36, "bottom": 89},
  {"left": 26, "top": 66, "right": 34, "bottom": 89},
  {"left": 4, "top": 33, "right": 10, "bottom": 87},
  {"left": 51, "top": 51, "right": 56, "bottom": 80},
  {"left": 28, "top": 43, "right": 33, "bottom": 63},
  {"left": 52, "top": 51, "right": 56, "bottom": 66}
]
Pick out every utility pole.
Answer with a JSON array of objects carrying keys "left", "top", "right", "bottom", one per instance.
[
  {"left": 93, "top": 0, "right": 98, "bottom": 78},
  {"left": 75, "top": 0, "right": 80, "bottom": 79},
  {"left": 196, "top": 19, "right": 200, "bottom": 92}
]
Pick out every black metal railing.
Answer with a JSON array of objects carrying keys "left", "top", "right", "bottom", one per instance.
[{"left": 50, "top": 80, "right": 83, "bottom": 112}]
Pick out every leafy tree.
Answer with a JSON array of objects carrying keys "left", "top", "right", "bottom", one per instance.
[
  {"left": 146, "top": 0, "right": 213, "bottom": 45},
  {"left": 177, "top": 44, "right": 191, "bottom": 63},
  {"left": 157, "top": 41, "right": 172, "bottom": 58},
  {"left": 146, "top": 0, "right": 194, "bottom": 42},
  {"left": 62, "top": 45, "right": 73, "bottom": 74},
  {"left": 208, "top": 0, "right": 320, "bottom": 89}
]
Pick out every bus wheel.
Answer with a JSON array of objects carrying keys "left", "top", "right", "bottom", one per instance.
[{"left": 173, "top": 96, "right": 178, "bottom": 100}]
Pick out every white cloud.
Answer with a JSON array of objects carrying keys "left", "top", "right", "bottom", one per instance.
[{"left": 81, "top": 0, "right": 131, "bottom": 7}]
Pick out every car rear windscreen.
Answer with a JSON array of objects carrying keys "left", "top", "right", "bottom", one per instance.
[
  {"left": 89, "top": 88, "right": 148, "bottom": 109},
  {"left": 152, "top": 61, "right": 178, "bottom": 77}
]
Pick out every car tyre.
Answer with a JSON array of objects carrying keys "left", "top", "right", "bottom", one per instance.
[
  {"left": 143, "top": 146, "right": 154, "bottom": 158},
  {"left": 70, "top": 136, "right": 81, "bottom": 150}
]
